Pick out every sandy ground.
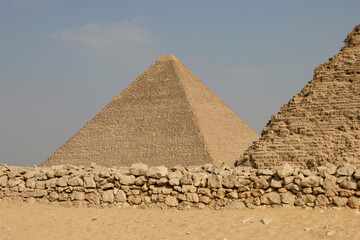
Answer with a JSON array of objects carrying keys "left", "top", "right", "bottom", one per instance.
[{"left": 0, "top": 202, "right": 360, "bottom": 240}]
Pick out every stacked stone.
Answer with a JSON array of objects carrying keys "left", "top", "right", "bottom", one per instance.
[
  {"left": 1, "top": 162, "right": 360, "bottom": 209},
  {"left": 239, "top": 25, "right": 360, "bottom": 168}
]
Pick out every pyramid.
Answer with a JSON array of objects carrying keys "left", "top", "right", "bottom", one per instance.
[
  {"left": 238, "top": 25, "right": 360, "bottom": 169},
  {"left": 42, "top": 55, "right": 259, "bottom": 167}
]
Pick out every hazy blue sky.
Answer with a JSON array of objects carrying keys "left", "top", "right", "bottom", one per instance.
[{"left": 1, "top": 0, "right": 359, "bottom": 166}]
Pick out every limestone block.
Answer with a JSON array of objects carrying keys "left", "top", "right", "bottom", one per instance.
[
  {"left": 8, "top": 179, "right": 22, "bottom": 188},
  {"left": 119, "top": 175, "right": 135, "bottom": 185},
  {"left": 128, "top": 195, "right": 142, "bottom": 204},
  {"left": 276, "top": 163, "right": 294, "bottom": 178},
  {"left": 348, "top": 196, "right": 360, "bottom": 209},
  {"left": 281, "top": 192, "right": 295, "bottom": 204},
  {"left": 0, "top": 175, "right": 8, "bottom": 187},
  {"left": 340, "top": 190, "right": 355, "bottom": 197},
  {"left": 270, "top": 179, "right": 282, "bottom": 188},
  {"left": 260, "top": 192, "right": 281, "bottom": 204},
  {"left": 29, "top": 189, "right": 47, "bottom": 198},
  {"left": 226, "top": 191, "right": 238, "bottom": 199},
  {"left": 339, "top": 179, "right": 357, "bottom": 190},
  {"left": 48, "top": 192, "right": 59, "bottom": 201},
  {"left": 23, "top": 171, "right": 35, "bottom": 179},
  {"left": 157, "top": 178, "right": 168, "bottom": 186},
  {"left": 251, "top": 189, "right": 265, "bottom": 197},
  {"left": 207, "top": 175, "right": 222, "bottom": 188},
  {"left": 226, "top": 200, "right": 246, "bottom": 209},
  {"left": 182, "top": 185, "right": 197, "bottom": 193},
  {"left": 186, "top": 193, "right": 199, "bottom": 203},
  {"left": 254, "top": 177, "right": 269, "bottom": 189},
  {"left": 200, "top": 195, "right": 211, "bottom": 204},
  {"left": 312, "top": 187, "right": 325, "bottom": 195},
  {"left": 101, "top": 183, "right": 114, "bottom": 190},
  {"left": 315, "top": 194, "right": 329, "bottom": 206},
  {"left": 165, "top": 195, "right": 178, "bottom": 207},
  {"left": 129, "top": 163, "right": 148, "bottom": 176},
  {"left": 115, "top": 190, "right": 127, "bottom": 202},
  {"left": 68, "top": 176, "right": 83, "bottom": 186},
  {"left": 337, "top": 166, "right": 355, "bottom": 176},
  {"left": 86, "top": 192, "right": 101, "bottom": 205},
  {"left": 35, "top": 181, "right": 46, "bottom": 189},
  {"left": 216, "top": 188, "right": 226, "bottom": 199},
  {"left": 45, "top": 178, "right": 57, "bottom": 188},
  {"left": 257, "top": 169, "right": 275, "bottom": 176},
  {"left": 83, "top": 176, "right": 97, "bottom": 188},
  {"left": 169, "top": 178, "right": 180, "bottom": 186},
  {"left": 192, "top": 173, "right": 207, "bottom": 187},
  {"left": 300, "top": 176, "right": 321, "bottom": 187},
  {"left": 146, "top": 166, "right": 168, "bottom": 179},
  {"left": 239, "top": 191, "right": 252, "bottom": 198},
  {"left": 197, "top": 188, "right": 211, "bottom": 196},
  {"left": 323, "top": 176, "right": 337, "bottom": 190},
  {"left": 102, "top": 190, "right": 114, "bottom": 203},
  {"left": 70, "top": 191, "right": 85, "bottom": 201},
  {"left": 283, "top": 176, "right": 295, "bottom": 185},
  {"left": 56, "top": 176, "right": 69, "bottom": 187},
  {"left": 354, "top": 169, "right": 360, "bottom": 180},
  {"left": 134, "top": 176, "right": 147, "bottom": 186},
  {"left": 223, "top": 175, "right": 236, "bottom": 188},
  {"left": 332, "top": 196, "right": 348, "bottom": 207},
  {"left": 234, "top": 177, "right": 251, "bottom": 187},
  {"left": 180, "top": 173, "right": 193, "bottom": 185}
]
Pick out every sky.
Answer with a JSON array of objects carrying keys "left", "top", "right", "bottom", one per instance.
[{"left": 1, "top": 0, "right": 359, "bottom": 166}]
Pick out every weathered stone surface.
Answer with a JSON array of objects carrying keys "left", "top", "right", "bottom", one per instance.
[
  {"left": 146, "top": 166, "right": 168, "bottom": 179},
  {"left": 102, "top": 190, "right": 114, "bottom": 203},
  {"left": 84, "top": 176, "right": 97, "bottom": 188},
  {"left": 337, "top": 166, "right": 355, "bottom": 176},
  {"left": 260, "top": 192, "right": 281, "bottom": 204},
  {"left": 276, "top": 164, "right": 294, "bottom": 178},
  {"left": 115, "top": 190, "right": 127, "bottom": 202},
  {"left": 281, "top": 192, "right": 295, "bottom": 204},
  {"left": 226, "top": 191, "right": 238, "bottom": 199},
  {"left": 70, "top": 191, "right": 85, "bottom": 201},
  {"left": 8, "top": 179, "right": 22, "bottom": 188},
  {"left": 186, "top": 193, "right": 199, "bottom": 203},
  {"left": 300, "top": 176, "right": 321, "bottom": 187},
  {"left": 323, "top": 176, "right": 337, "bottom": 190},
  {"left": 207, "top": 175, "right": 222, "bottom": 188},
  {"left": 270, "top": 179, "right": 282, "bottom": 189},
  {"left": 130, "top": 163, "right": 148, "bottom": 176},
  {"left": 333, "top": 196, "right": 348, "bottom": 207},
  {"left": 348, "top": 196, "right": 360, "bottom": 209},
  {"left": 120, "top": 175, "right": 136, "bottom": 185},
  {"left": 86, "top": 192, "right": 101, "bottom": 205},
  {"left": 315, "top": 194, "right": 329, "bottom": 206},
  {"left": 68, "top": 176, "right": 83, "bottom": 186},
  {"left": 165, "top": 195, "right": 178, "bottom": 207},
  {"left": 0, "top": 175, "right": 8, "bottom": 187},
  {"left": 254, "top": 177, "right": 269, "bottom": 189},
  {"left": 180, "top": 173, "right": 193, "bottom": 185},
  {"left": 26, "top": 178, "right": 36, "bottom": 189}
]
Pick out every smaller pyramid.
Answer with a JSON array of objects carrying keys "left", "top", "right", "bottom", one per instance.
[
  {"left": 42, "top": 55, "right": 259, "bottom": 167},
  {"left": 239, "top": 25, "right": 360, "bottom": 169}
]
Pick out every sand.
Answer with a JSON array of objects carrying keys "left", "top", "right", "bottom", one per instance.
[{"left": 0, "top": 202, "right": 359, "bottom": 240}]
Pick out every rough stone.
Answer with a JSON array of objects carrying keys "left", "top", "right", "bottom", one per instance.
[
  {"left": 348, "top": 196, "right": 360, "bottom": 209},
  {"left": 146, "top": 166, "right": 168, "bottom": 179},
  {"left": 120, "top": 175, "right": 136, "bottom": 185},
  {"left": 129, "top": 163, "right": 148, "bottom": 176},
  {"left": 165, "top": 195, "right": 178, "bottom": 207},
  {"left": 84, "top": 176, "right": 97, "bottom": 188},
  {"left": 207, "top": 175, "right": 222, "bottom": 188},
  {"left": 276, "top": 164, "right": 294, "bottom": 178},
  {"left": 102, "top": 190, "right": 114, "bottom": 203},
  {"left": 300, "top": 176, "right": 321, "bottom": 187}
]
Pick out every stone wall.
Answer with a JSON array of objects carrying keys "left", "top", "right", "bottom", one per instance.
[{"left": 1, "top": 162, "right": 360, "bottom": 210}]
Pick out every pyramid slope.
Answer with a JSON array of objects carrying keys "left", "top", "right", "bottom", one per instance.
[
  {"left": 42, "top": 55, "right": 259, "bottom": 167},
  {"left": 239, "top": 25, "right": 360, "bottom": 169}
]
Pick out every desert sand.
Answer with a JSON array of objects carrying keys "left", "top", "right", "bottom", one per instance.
[{"left": 1, "top": 202, "right": 359, "bottom": 240}]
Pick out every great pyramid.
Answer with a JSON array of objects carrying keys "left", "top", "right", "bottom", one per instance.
[
  {"left": 238, "top": 25, "right": 360, "bottom": 169},
  {"left": 42, "top": 55, "right": 259, "bottom": 167}
]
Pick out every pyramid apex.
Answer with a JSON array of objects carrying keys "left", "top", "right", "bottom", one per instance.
[
  {"left": 156, "top": 55, "right": 179, "bottom": 62},
  {"left": 343, "top": 24, "right": 360, "bottom": 48}
]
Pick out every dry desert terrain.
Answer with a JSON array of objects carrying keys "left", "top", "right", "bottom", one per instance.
[{"left": 1, "top": 202, "right": 360, "bottom": 240}]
